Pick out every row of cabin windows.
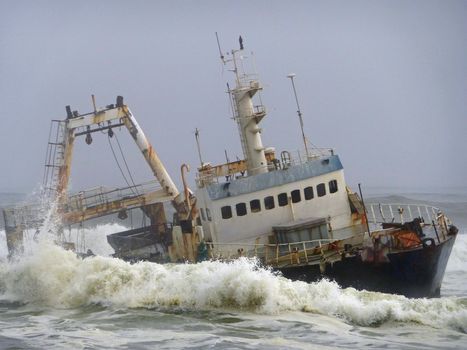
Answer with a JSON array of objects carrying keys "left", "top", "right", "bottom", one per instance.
[{"left": 219, "top": 179, "right": 339, "bottom": 219}]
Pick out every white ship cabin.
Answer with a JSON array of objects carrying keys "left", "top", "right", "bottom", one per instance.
[
  {"left": 195, "top": 151, "right": 365, "bottom": 250},
  {"left": 193, "top": 41, "right": 365, "bottom": 253}
]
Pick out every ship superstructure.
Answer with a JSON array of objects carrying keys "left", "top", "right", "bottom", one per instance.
[{"left": 195, "top": 39, "right": 365, "bottom": 254}]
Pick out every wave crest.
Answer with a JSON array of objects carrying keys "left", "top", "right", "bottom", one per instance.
[{"left": 0, "top": 242, "right": 466, "bottom": 332}]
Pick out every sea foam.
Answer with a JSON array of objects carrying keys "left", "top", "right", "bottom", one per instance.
[
  {"left": 446, "top": 234, "right": 467, "bottom": 272},
  {"left": 0, "top": 236, "right": 465, "bottom": 332}
]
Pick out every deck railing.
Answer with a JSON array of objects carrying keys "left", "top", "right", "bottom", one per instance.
[
  {"left": 196, "top": 148, "right": 335, "bottom": 186},
  {"left": 2, "top": 180, "right": 163, "bottom": 233},
  {"left": 366, "top": 203, "right": 441, "bottom": 225},
  {"left": 206, "top": 238, "right": 338, "bottom": 265},
  {"left": 65, "top": 180, "right": 162, "bottom": 212},
  {"left": 290, "top": 148, "right": 335, "bottom": 165}
]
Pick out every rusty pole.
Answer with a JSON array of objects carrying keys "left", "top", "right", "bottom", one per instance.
[{"left": 120, "top": 103, "right": 186, "bottom": 216}]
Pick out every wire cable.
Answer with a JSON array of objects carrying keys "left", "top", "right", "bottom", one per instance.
[
  {"left": 114, "top": 133, "right": 139, "bottom": 195},
  {"left": 107, "top": 135, "right": 136, "bottom": 195}
]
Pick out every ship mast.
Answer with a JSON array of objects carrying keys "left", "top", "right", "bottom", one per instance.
[{"left": 227, "top": 36, "right": 268, "bottom": 176}]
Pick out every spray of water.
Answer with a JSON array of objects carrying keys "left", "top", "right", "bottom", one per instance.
[{"left": 0, "top": 237, "right": 465, "bottom": 332}]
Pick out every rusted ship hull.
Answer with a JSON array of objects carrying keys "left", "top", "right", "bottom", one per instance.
[{"left": 279, "top": 234, "right": 457, "bottom": 298}]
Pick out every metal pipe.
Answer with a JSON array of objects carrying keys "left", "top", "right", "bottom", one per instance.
[
  {"left": 91, "top": 95, "right": 97, "bottom": 113},
  {"left": 287, "top": 73, "right": 309, "bottom": 159},
  {"left": 181, "top": 164, "right": 191, "bottom": 213},
  {"left": 358, "top": 183, "right": 372, "bottom": 237},
  {"left": 432, "top": 220, "right": 441, "bottom": 243},
  {"left": 194, "top": 128, "right": 204, "bottom": 167},
  {"left": 121, "top": 105, "right": 181, "bottom": 206},
  {"left": 55, "top": 125, "right": 75, "bottom": 205}
]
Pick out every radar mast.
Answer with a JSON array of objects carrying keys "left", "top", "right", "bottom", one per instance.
[{"left": 223, "top": 36, "right": 268, "bottom": 176}]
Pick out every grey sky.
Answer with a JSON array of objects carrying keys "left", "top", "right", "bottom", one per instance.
[{"left": 0, "top": 0, "right": 466, "bottom": 194}]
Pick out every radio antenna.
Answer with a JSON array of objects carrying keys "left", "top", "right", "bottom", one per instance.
[
  {"left": 287, "top": 73, "right": 310, "bottom": 160},
  {"left": 215, "top": 32, "right": 225, "bottom": 63}
]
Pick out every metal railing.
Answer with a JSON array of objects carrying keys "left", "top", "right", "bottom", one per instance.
[
  {"left": 366, "top": 203, "right": 441, "bottom": 225},
  {"left": 2, "top": 180, "right": 162, "bottom": 230},
  {"left": 236, "top": 74, "right": 260, "bottom": 89},
  {"left": 66, "top": 180, "right": 162, "bottom": 212},
  {"left": 289, "top": 147, "right": 335, "bottom": 166},
  {"left": 196, "top": 147, "right": 336, "bottom": 186},
  {"left": 206, "top": 238, "right": 338, "bottom": 265}
]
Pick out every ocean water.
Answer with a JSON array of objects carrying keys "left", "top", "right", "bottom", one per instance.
[{"left": 0, "top": 192, "right": 466, "bottom": 349}]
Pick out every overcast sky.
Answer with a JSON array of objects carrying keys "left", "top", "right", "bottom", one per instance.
[{"left": 0, "top": 0, "right": 466, "bottom": 195}]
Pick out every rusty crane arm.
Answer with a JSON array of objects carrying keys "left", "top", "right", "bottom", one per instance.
[
  {"left": 57, "top": 96, "right": 189, "bottom": 218},
  {"left": 3, "top": 96, "right": 195, "bottom": 258}
]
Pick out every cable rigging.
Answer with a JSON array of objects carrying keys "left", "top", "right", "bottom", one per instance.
[{"left": 107, "top": 132, "right": 138, "bottom": 196}]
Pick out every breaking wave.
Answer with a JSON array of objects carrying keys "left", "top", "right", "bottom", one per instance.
[
  {"left": 0, "top": 230, "right": 6, "bottom": 261},
  {"left": 446, "top": 234, "right": 467, "bottom": 272},
  {"left": 0, "top": 237, "right": 466, "bottom": 333},
  {"left": 0, "top": 223, "right": 123, "bottom": 260}
]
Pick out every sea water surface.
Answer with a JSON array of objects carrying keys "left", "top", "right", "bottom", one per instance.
[{"left": 0, "top": 190, "right": 466, "bottom": 349}]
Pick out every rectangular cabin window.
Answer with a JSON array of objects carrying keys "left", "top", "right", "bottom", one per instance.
[
  {"left": 264, "top": 196, "right": 275, "bottom": 210},
  {"left": 317, "top": 183, "right": 326, "bottom": 197},
  {"left": 206, "top": 208, "right": 212, "bottom": 221},
  {"left": 250, "top": 199, "right": 261, "bottom": 213},
  {"left": 291, "top": 189, "right": 301, "bottom": 203},
  {"left": 278, "top": 193, "right": 288, "bottom": 207},
  {"left": 200, "top": 208, "right": 206, "bottom": 221},
  {"left": 304, "top": 186, "right": 314, "bottom": 200},
  {"left": 236, "top": 203, "right": 247, "bottom": 216},
  {"left": 329, "top": 179, "right": 338, "bottom": 193},
  {"left": 221, "top": 206, "right": 232, "bottom": 219}
]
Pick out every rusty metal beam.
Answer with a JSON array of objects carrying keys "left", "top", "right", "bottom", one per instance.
[
  {"left": 198, "top": 152, "right": 275, "bottom": 178},
  {"left": 121, "top": 105, "right": 188, "bottom": 217},
  {"left": 67, "top": 107, "right": 126, "bottom": 130},
  {"left": 55, "top": 126, "right": 75, "bottom": 205},
  {"left": 75, "top": 122, "right": 125, "bottom": 137},
  {"left": 199, "top": 159, "right": 246, "bottom": 178}
]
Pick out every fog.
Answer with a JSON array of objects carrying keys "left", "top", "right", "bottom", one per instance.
[{"left": 1, "top": 0, "right": 466, "bottom": 195}]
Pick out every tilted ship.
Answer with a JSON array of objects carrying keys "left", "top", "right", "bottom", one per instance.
[{"left": 2, "top": 39, "right": 458, "bottom": 298}]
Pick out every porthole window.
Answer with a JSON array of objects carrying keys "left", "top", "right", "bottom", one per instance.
[
  {"left": 264, "top": 196, "right": 275, "bottom": 210},
  {"left": 250, "top": 199, "right": 261, "bottom": 213},
  {"left": 317, "top": 183, "right": 326, "bottom": 197},
  {"left": 304, "top": 186, "right": 314, "bottom": 200},
  {"left": 278, "top": 193, "right": 288, "bottom": 207},
  {"left": 206, "top": 208, "right": 212, "bottom": 221},
  {"left": 329, "top": 180, "right": 338, "bottom": 193},
  {"left": 236, "top": 203, "right": 247, "bottom": 216},
  {"left": 221, "top": 206, "right": 232, "bottom": 219},
  {"left": 200, "top": 208, "right": 206, "bottom": 221},
  {"left": 291, "top": 189, "right": 301, "bottom": 203}
]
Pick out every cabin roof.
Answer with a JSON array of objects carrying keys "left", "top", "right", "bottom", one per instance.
[{"left": 203, "top": 155, "right": 343, "bottom": 200}]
